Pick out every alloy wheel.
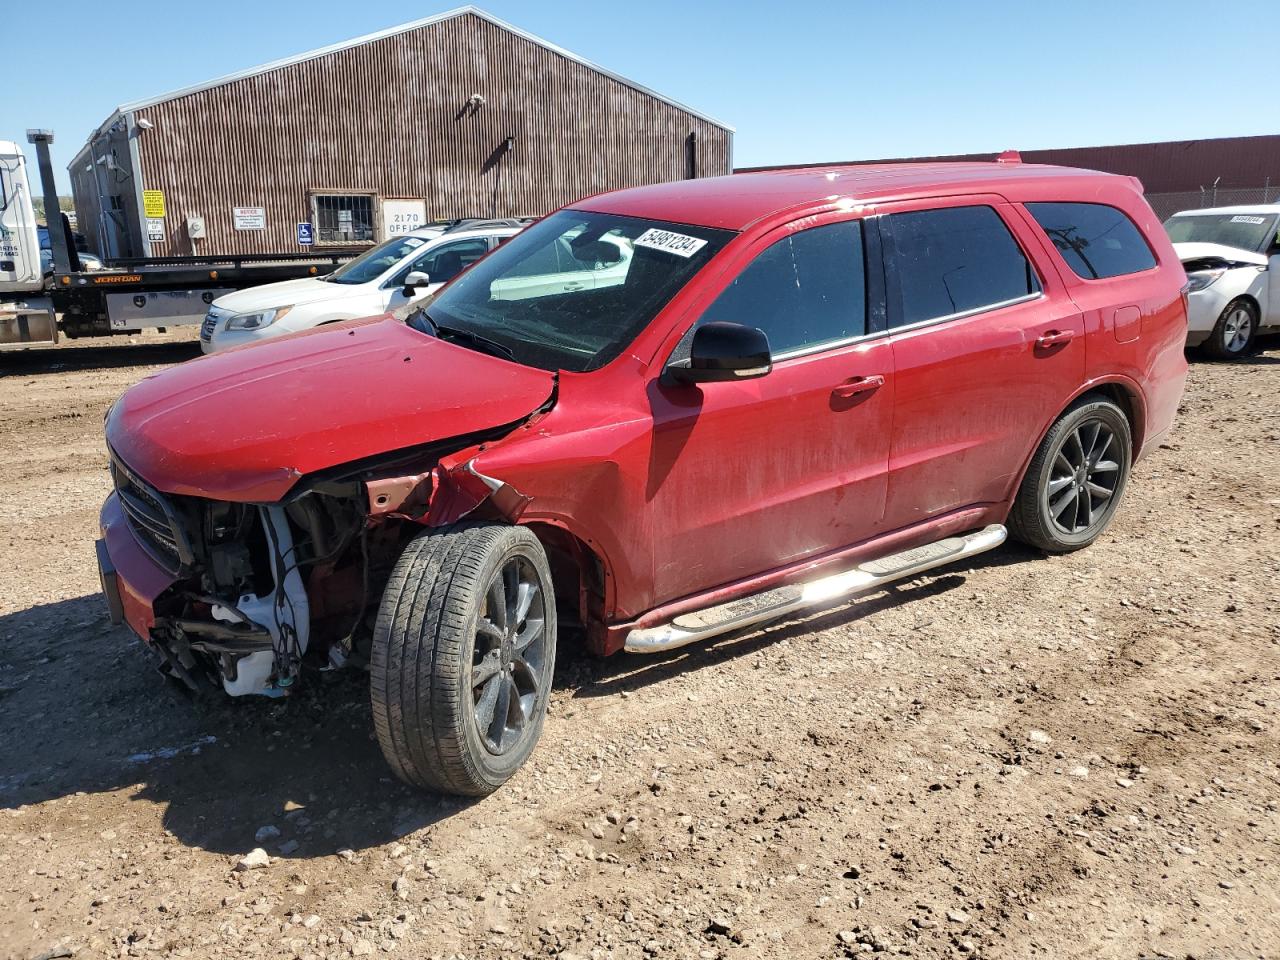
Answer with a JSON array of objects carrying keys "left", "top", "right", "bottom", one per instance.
[
  {"left": 1221, "top": 306, "right": 1254, "bottom": 354},
  {"left": 1045, "top": 418, "right": 1121, "bottom": 535},
  {"left": 470, "top": 555, "right": 548, "bottom": 756}
]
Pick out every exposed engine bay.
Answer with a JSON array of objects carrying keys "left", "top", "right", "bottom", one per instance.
[{"left": 112, "top": 428, "right": 536, "bottom": 698}]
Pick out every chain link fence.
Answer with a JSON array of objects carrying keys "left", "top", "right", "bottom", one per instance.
[{"left": 1147, "top": 182, "right": 1280, "bottom": 220}]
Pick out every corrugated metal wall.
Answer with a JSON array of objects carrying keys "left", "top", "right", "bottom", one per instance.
[
  {"left": 737, "top": 135, "right": 1280, "bottom": 217},
  {"left": 129, "top": 13, "right": 731, "bottom": 256}
]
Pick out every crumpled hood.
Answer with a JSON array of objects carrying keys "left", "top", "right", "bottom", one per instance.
[
  {"left": 106, "top": 317, "right": 556, "bottom": 502},
  {"left": 1172, "top": 241, "right": 1269, "bottom": 268},
  {"left": 213, "top": 276, "right": 360, "bottom": 313}
]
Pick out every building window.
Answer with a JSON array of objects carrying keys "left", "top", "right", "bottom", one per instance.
[{"left": 310, "top": 192, "right": 377, "bottom": 245}]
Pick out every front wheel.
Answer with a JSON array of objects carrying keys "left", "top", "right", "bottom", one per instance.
[
  {"left": 371, "top": 523, "right": 557, "bottom": 796},
  {"left": 1008, "top": 398, "right": 1133, "bottom": 553},
  {"left": 1202, "top": 298, "right": 1258, "bottom": 360}
]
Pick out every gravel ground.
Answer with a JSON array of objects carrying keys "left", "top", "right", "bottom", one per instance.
[{"left": 1, "top": 332, "right": 1277, "bottom": 960}]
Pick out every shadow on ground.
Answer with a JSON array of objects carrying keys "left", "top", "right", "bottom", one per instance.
[
  {"left": 0, "top": 545, "right": 1038, "bottom": 859},
  {"left": 0, "top": 340, "right": 201, "bottom": 376}
]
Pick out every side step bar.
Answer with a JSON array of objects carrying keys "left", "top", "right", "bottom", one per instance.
[{"left": 624, "top": 524, "right": 1007, "bottom": 654}]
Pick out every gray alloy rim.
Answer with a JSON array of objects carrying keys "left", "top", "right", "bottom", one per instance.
[
  {"left": 470, "top": 555, "right": 548, "bottom": 756},
  {"left": 1045, "top": 418, "right": 1121, "bottom": 535},
  {"left": 1222, "top": 307, "right": 1254, "bottom": 353}
]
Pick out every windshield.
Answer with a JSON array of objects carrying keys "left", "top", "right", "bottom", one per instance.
[
  {"left": 325, "top": 234, "right": 435, "bottom": 285},
  {"left": 410, "top": 210, "right": 734, "bottom": 372},
  {"left": 1164, "top": 213, "right": 1279, "bottom": 254}
]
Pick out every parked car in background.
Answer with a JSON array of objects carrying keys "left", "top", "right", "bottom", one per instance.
[
  {"left": 37, "top": 224, "right": 102, "bottom": 273},
  {"left": 199, "top": 219, "right": 533, "bottom": 352},
  {"left": 1164, "top": 205, "right": 1280, "bottom": 358},
  {"left": 98, "top": 161, "right": 1187, "bottom": 796}
]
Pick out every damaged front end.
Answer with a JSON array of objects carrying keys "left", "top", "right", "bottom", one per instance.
[{"left": 104, "top": 420, "right": 541, "bottom": 699}]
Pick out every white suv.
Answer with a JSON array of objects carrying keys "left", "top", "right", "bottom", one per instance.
[
  {"left": 1165, "top": 205, "right": 1280, "bottom": 358},
  {"left": 200, "top": 219, "right": 530, "bottom": 353}
]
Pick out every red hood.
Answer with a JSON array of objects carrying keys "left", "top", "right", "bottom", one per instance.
[{"left": 106, "top": 318, "right": 555, "bottom": 502}]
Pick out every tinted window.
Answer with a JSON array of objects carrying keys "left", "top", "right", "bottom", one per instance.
[
  {"left": 697, "top": 221, "right": 866, "bottom": 356},
  {"left": 1027, "top": 202, "right": 1157, "bottom": 279},
  {"left": 888, "top": 206, "right": 1040, "bottom": 327}
]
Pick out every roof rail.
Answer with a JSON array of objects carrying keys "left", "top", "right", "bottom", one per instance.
[{"left": 442, "top": 217, "right": 536, "bottom": 234}]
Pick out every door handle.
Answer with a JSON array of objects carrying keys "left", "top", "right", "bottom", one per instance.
[
  {"left": 1036, "top": 329, "right": 1075, "bottom": 348},
  {"left": 831, "top": 374, "right": 885, "bottom": 399},
  {"left": 562, "top": 282, "right": 584, "bottom": 291}
]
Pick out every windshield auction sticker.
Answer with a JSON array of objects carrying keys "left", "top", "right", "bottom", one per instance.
[
  {"left": 1230, "top": 216, "right": 1267, "bottom": 224},
  {"left": 634, "top": 228, "right": 708, "bottom": 258}
]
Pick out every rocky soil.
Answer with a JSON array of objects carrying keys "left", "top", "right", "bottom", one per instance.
[{"left": 1, "top": 333, "right": 1277, "bottom": 960}]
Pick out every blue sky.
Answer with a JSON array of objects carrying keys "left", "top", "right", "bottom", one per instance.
[{"left": 10, "top": 0, "right": 1278, "bottom": 193}]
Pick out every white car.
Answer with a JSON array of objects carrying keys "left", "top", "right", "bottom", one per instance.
[
  {"left": 1165, "top": 205, "right": 1280, "bottom": 358},
  {"left": 200, "top": 219, "right": 529, "bottom": 353}
]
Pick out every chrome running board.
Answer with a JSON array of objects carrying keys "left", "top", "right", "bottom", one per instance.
[{"left": 623, "top": 524, "right": 1007, "bottom": 654}]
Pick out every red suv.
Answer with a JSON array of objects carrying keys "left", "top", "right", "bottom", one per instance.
[{"left": 98, "top": 161, "right": 1187, "bottom": 795}]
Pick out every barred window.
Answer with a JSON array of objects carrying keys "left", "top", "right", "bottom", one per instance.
[{"left": 310, "top": 192, "right": 376, "bottom": 245}]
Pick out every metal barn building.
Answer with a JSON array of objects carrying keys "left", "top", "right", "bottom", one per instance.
[
  {"left": 70, "top": 6, "right": 733, "bottom": 259},
  {"left": 737, "top": 134, "right": 1280, "bottom": 220}
]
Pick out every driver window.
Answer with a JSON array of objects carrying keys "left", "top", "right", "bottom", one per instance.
[{"left": 678, "top": 220, "right": 866, "bottom": 360}]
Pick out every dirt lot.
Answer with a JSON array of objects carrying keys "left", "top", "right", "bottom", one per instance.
[{"left": 1, "top": 332, "right": 1277, "bottom": 960}]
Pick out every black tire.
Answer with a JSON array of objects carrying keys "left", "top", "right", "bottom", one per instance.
[
  {"left": 1201, "top": 298, "right": 1258, "bottom": 360},
  {"left": 1008, "top": 398, "right": 1132, "bottom": 553},
  {"left": 371, "top": 523, "right": 557, "bottom": 796}
]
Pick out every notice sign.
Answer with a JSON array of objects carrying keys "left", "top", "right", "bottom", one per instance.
[
  {"left": 296, "top": 222, "right": 314, "bottom": 246},
  {"left": 233, "top": 206, "right": 266, "bottom": 230},
  {"left": 146, "top": 218, "right": 165, "bottom": 242},
  {"left": 383, "top": 198, "right": 427, "bottom": 238},
  {"left": 142, "top": 190, "right": 166, "bottom": 218}
]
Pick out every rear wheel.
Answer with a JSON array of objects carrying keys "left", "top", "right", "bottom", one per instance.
[
  {"left": 371, "top": 523, "right": 556, "bottom": 796},
  {"left": 1009, "top": 398, "right": 1132, "bottom": 553},
  {"left": 1202, "top": 298, "right": 1257, "bottom": 360}
]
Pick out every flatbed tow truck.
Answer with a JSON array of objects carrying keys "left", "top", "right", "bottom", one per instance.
[{"left": 2, "top": 130, "right": 354, "bottom": 347}]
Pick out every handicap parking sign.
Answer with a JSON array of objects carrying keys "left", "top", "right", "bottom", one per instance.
[{"left": 297, "top": 222, "right": 314, "bottom": 246}]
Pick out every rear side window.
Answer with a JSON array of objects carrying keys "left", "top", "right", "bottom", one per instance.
[
  {"left": 886, "top": 205, "right": 1040, "bottom": 327},
  {"left": 697, "top": 220, "right": 866, "bottom": 355},
  {"left": 1026, "top": 202, "right": 1157, "bottom": 280}
]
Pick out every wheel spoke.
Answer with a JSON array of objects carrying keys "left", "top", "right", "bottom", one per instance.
[
  {"left": 508, "top": 676, "right": 528, "bottom": 730},
  {"left": 1050, "top": 486, "right": 1078, "bottom": 520},
  {"left": 1086, "top": 480, "right": 1114, "bottom": 501},
  {"left": 472, "top": 650, "right": 502, "bottom": 688},
  {"left": 502, "top": 560, "right": 520, "bottom": 625},
  {"left": 474, "top": 674, "right": 501, "bottom": 730},
  {"left": 476, "top": 617, "right": 504, "bottom": 644},
  {"left": 1079, "top": 486, "right": 1094, "bottom": 527},
  {"left": 513, "top": 616, "right": 544, "bottom": 654},
  {"left": 488, "top": 674, "right": 512, "bottom": 748},
  {"left": 1047, "top": 475, "right": 1074, "bottom": 496},
  {"left": 1066, "top": 429, "right": 1086, "bottom": 466},
  {"left": 1091, "top": 431, "right": 1114, "bottom": 464},
  {"left": 1053, "top": 451, "right": 1074, "bottom": 475},
  {"left": 1080, "top": 421, "right": 1101, "bottom": 459},
  {"left": 514, "top": 580, "right": 538, "bottom": 624},
  {"left": 1091, "top": 459, "right": 1120, "bottom": 474},
  {"left": 513, "top": 655, "right": 540, "bottom": 696},
  {"left": 486, "top": 576, "right": 507, "bottom": 632}
]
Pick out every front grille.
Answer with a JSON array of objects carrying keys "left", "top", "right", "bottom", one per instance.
[{"left": 110, "top": 454, "right": 192, "bottom": 573}]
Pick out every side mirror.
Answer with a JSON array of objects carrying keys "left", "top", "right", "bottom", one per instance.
[
  {"left": 402, "top": 270, "right": 431, "bottom": 295},
  {"left": 667, "top": 321, "right": 772, "bottom": 385}
]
